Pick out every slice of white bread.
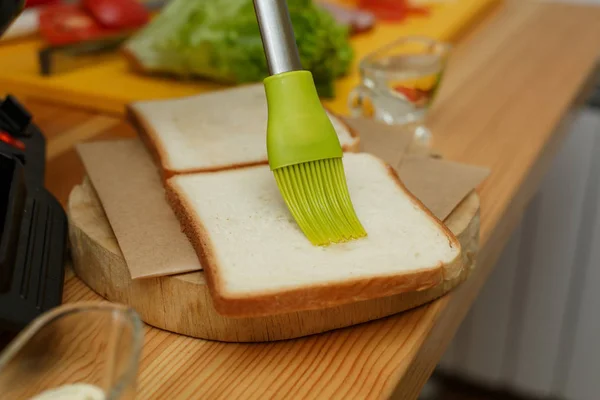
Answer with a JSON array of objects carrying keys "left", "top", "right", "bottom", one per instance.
[
  {"left": 127, "top": 84, "right": 359, "bottom": 176},
  {"left": 166, "top": 152, "right": 462, "bottom": 318}
]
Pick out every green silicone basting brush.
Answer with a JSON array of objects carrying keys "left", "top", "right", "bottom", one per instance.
[{"left": 253, "top": 0, "right": 367, "bottom": 246}]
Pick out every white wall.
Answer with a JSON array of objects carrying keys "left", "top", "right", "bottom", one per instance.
[{"left": 439, "top": 108, "right": 600, "bottom": 400}]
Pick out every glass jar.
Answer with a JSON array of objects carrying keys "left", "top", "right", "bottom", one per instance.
[
  {"left": 348, "top": 36, "right": 451, "bottom": 150},
  {"left": 0, "top": 302, "right": 143, "bottom": 400}
]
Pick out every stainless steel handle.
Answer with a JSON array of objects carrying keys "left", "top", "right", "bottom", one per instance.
[{"left": 253, "top": 0, "right": 302, "bottom": 75}]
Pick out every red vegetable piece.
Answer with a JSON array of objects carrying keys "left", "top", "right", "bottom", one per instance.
[
  {"left": 39, "top": 0, "right": 150, "bottom": 46},
  {"left": 39, "top": 4, "right": 106, "bottom": 46},
  {"left": 358, "top": 0, "right": 409, "bottom": 21},
  {"left": 394, "top": 85, "right": 421, "bottom": 102},
  {"left": 82, "top": 0, "right": 149, "bottom": 30},
  {"left": 357, "top": 0, "right": 430, "bottom": 22}
]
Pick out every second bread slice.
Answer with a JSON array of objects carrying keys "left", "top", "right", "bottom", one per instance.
[
  {"left": 128, "top": 84, "right": 359, "bottom": 176},
  {"left": 166, "top": 153, "right": 462, "bottom": 318}
]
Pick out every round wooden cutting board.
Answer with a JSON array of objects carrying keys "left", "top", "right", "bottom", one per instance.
[{"left": 68, "top": 178, "right": 480, "bottom": 342}]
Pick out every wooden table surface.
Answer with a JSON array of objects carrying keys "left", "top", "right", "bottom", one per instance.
[{"left": 8, "top": 1, "right": 600, "bottom": 399}]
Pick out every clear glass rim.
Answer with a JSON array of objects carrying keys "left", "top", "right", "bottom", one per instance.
[
  {"left": 360, "top": 35, "right": 452, "bottom": 70},
  {"left": 354, "top": 35, "right": 452, "bottom": 105},
  {"left": 0, "top": 301, "right": 143, "bottom": 400}
]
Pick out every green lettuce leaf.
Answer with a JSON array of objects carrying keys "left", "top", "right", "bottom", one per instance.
[{"left": 124, "top": 0, "right": 353, "bottom": 97}]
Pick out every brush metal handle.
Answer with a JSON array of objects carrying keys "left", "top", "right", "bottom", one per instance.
[{"left": 253, "top": 0, "right": 302, "bottom": 75}]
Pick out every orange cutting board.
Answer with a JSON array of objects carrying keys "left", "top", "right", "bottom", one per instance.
[{"left": 0, "top": 0, "right": 499, "bottom": 116}]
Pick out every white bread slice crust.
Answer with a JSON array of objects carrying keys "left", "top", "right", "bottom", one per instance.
[
  {"left": 166, "top": 153, "right": 462, "bottom": 318},
  {"left": 127, "top": 84, "right": 360, "bottom": 177}
]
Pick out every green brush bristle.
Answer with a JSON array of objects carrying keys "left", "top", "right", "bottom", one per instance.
[{"left": 273, "top": 158, "right": 367, "bottom": 246}]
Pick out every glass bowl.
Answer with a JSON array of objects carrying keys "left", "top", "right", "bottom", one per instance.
[{"left": 0, "top": 302, "right": 143, "bottom": 400}]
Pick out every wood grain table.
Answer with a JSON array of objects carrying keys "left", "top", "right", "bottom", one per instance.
[{"left": 7, "top": 1, "right": 600, "bottom": 399}]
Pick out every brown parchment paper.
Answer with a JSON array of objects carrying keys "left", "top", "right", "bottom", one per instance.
[
  {"left": 76, "top": 140, "right": 202, "bottom": 278},
  {"left": 76, "top": 117, "right": 489, "bottom": 279}
]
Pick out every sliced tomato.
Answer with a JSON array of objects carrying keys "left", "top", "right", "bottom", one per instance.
[
  {"left": 358, "top": 0, "right": 409, "bottom": 21},
  {"left": 357, "top": 0, "right": 430, "bottom": 22},
  {"left": 39, "top": 4, "right": 107, "bottom": 46},
  {"left": 38, "top": 1, "right": 148, "bottom": 46},
  {"left": 82, "top": 0, "right": 149, "bottom": 30}
]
